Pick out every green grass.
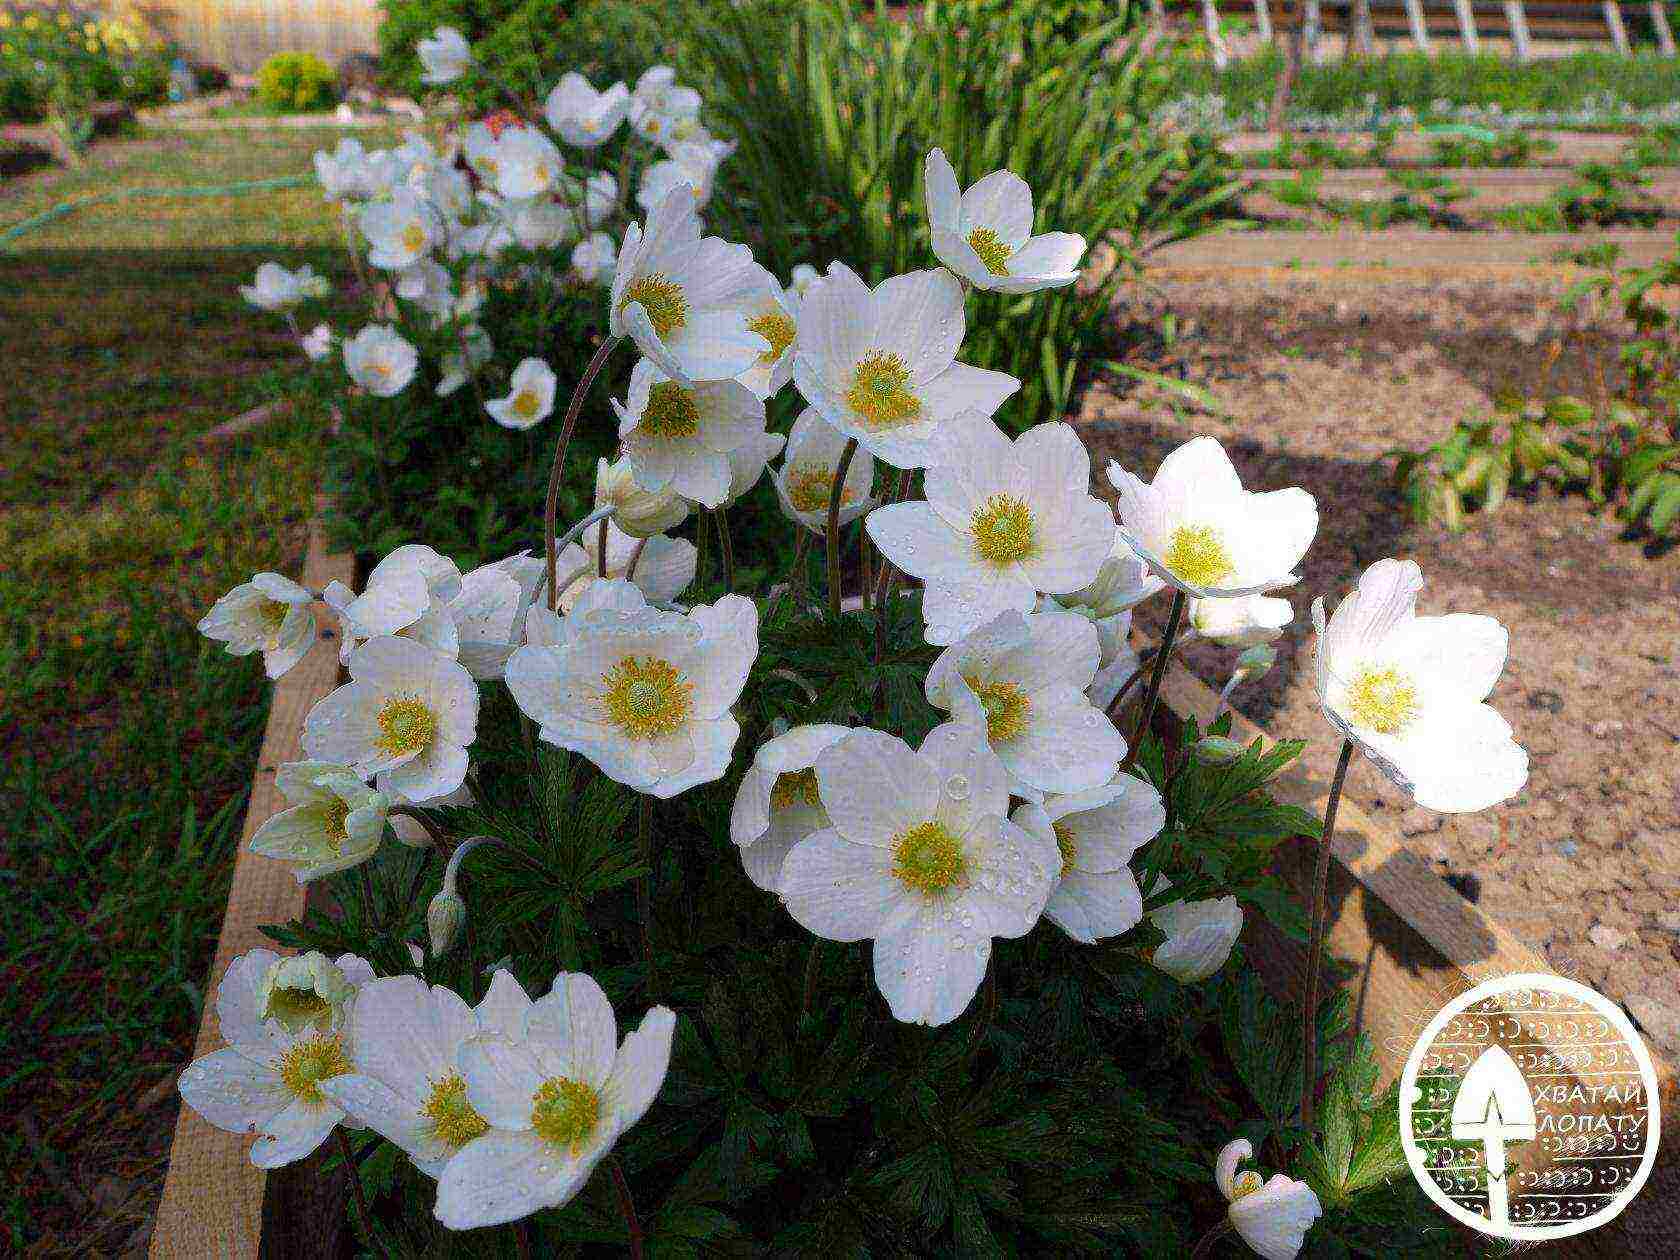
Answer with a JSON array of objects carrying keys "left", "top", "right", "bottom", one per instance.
[{"left": 0, "top": 123, "right": 394, "bottom": 1250}]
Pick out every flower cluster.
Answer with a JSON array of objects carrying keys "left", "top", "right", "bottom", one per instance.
[{"left": 196, "top": 27, "right": 1535, "bottom": 1254}]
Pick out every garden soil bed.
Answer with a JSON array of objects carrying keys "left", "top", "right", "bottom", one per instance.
[{"left": 1084, "top": 266, "right": 1680, "bottom": 1066}]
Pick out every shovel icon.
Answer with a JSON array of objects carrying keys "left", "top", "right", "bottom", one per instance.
[{"left": 1451, "top": 1046, "right": 1538, "bottom": 1228}]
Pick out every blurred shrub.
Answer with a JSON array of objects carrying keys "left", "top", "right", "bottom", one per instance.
[{"left": 255, "top": 51, "right": 337, "bottom": 112}]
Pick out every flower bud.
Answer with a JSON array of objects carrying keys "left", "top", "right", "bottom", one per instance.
[
  {"left": 1194, "top": 735, "right": 1246, "bottom": 766},
  {"left": 427, "top": 889, "right": 467, "bottom": 956},
  {"left": 1235, "top": 644, "right": 1276, "bottom": 680},
  {"left": 257, "top": 951, "right": 355, "bottom": 1032},
  {"left": 595, "top": 456, "right": 688, "bottom": 538}
]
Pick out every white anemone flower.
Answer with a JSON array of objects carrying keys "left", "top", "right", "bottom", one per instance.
[
  {"left": 388, "top": 779, "right": 474, "bottom": 846},
  {"left": 867, "top": 418, "right": 1114, "bottom": 646},
  {"left": 792, "top": 263, "right": 1018, "bottom": 469},
  {"left": 613, "top": 357, "right": 768, "bottom": 509},
  {"left": 343, "top": 324, "right": 419, "bottom": 397},
  {"left": 1010, "top": 772, "right": 1163, "bottom": 943},
  {"left": 323, "top": 543, "right": 462, "bottom": 663},
  {"left": 505, "top": 580, "right": 756, "bottom": 798},
  {"left": 241, "top": 261, "right": 327, "bottom": 312},
  {"left": 594, "top": 455, "right": 690, "bottom": 539},
  {"left": 249, "top": 761, "right": 390, "bottom": 883},
  {"left": 417, "top": 26, "right": 471, "bottom": 85},
  {"left": 485, "top": 357, "right": 558, "bottom": 430},
  {"left": 502, "top": 196, "right": 576, "bottom": 251},
  {"left": 438, "top": 324, "right": 492, "bottom": 397},
  {"left": 925, "top": 609, "right": 1126, "bottom": 796},
  {"left": 628, "top": 65, "right": 701, "bottom": 141},
  {"left": 778, "top": 717, "right": 1057, "bottom": 1026},
  {"left": 734, "top": 264, "right": 800, "bottom": 400},
  {"left": 395, "top": 258, "right": 455, "bottom": 323},
  {"left": 315, "top": 975, "right": 491, "bottom": 1178},
  {"left": 257, "top": 950, "right": 372, "bottom": 1033},
  {"left": 555, "top": 520, "right": 696, "bottom": 614},
  {"left": 448, "top": 552, "right": 546, "bottom": 680},
  {"left": 492, "top": 127, "right": 564, "bottom": 202},
  {"left": 176, "top": 948, "right": 373, "bottom": 1169},
  {"left": 461, "top": 121, "right": 502, "bottom": 184},
  {"left": 303, "top": 636, "right": 479, "bottom": 802},
  {"left": 609, "top": 187, "right": 768, "bottom": 385},
  {"left": 359, "top": 189, "right": 439, "bottom": 271},
  {"left": 545, "top": 73, "right": 631, "bottom": 147},
  {"left": 637, "top": 141, "right": 723, "bottom": 212},
  {"left": 1108, "top": 437, "right": 1318, "bottom": 600},
  {"left": 1150, "top": 891, "right": 1243, "bottom": 982},
  {"left": 301, "top": 323, "right": 334, "bottom": 361},
  {"left": 572, "top": 231, "right": 617, "bottom": 284},
  {"left": 1191, "top": 594, "right": 1293, "bottom": 648},
  {"left": 198, "top": 572, "right": 317, "bottom": 679},
  {"left": 434, "top": 973, "right": 676, "bottom": 1230},
  {"left": 1038, "top": 533, "right": 1156, "bottom": 707},
  {"left": 1216, "top": 1138, "right": 1323, "bottom": 1260},
  {"left": 730, "top": 724, "right": 851, "bottom": 891},
  {"left": 314, "top": 136, "right": 371, "bottom": 202},
  {"left": 773, "top": 408, "right": 877, "bottom": 535},
  {"left": 1312, "top": 558, "right": 1527, "bottom": 813},
  {"left": 924, "top": 147, "right": 1085, "bottom": 293},
  {"left": 715, "top": 431, "right": 787, "bottom": 509},
  {"left": 563, "top": 171, "right": 617, "bottom": 235}
]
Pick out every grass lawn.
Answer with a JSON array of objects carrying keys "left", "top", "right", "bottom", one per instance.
[{"left": 0, "top": 123, "right": 395, "bottom": 1253}]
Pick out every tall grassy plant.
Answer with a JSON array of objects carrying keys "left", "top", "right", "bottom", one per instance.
[{"left": 681, "top": 0, "right": 1240, "bottom": 426}]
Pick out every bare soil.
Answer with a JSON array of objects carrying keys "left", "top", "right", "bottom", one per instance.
[{"left": 1080, "top": 269, "right": 1680, "bottom": 1059}]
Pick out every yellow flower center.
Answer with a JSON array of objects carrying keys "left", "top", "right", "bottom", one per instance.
[
  {"left": 1162, "top": 524, "right": 1233, "bottom": 589},
  {"left": 257, "top": 597, "right": 291, "bottom": 642},
  {"left": 891, "top": 820, "right": 966, "bottom": 896},
  {"left": 530, "top": 1076, "right": 601, "bottom": 1152},
  {"left": 785, "top": 461, "right": 852, "bottom": 515},
  {"left": 1344, "top": 665, "right": 1420, "bottom": 735},
  {"left": 1230, "top": 1169, "right": 1263, "bottom": 1201},
  {"left": 421, "top": 1072, "right": 490, "bottom": 1149},
  {"left": 970, "top": 494, "right": 1038, "bottom": 565},
  {"left": 533, "top": 162, "right": 551, "bottom": 188},
  {"left": 375, "top": 697, "right": 437, "bottom": 758},
  {"left": 401, "top": 222, "right": 426, "bottom": 254},
  {"left": 321, "top": 797, "right": 351, "bottom": 853},
  {"left": 277, "top": 1033, "right": 353, "bottom": 1106},
  {"left": 845, "top": 351, "right": 920, "bottom": 430},
  {"left": 264, "top": 986, "right": 333, "bottom": 1030},
  {"left": 620, "top": 272, "right": 688, "bottom": 340},
  {"left": 770, "top": 767, "right": 822, "bottom": 812},
  {"left": 748, "top": 312, "right": 797, "bottom": 365},
  {"left": 512, "top": 389, "right": 540, "bottom": 419},
  {"left": 1052, "top": 820, "right": 1077, "bottom": 879},
  {"left": 962, "top": 674, "right": 1031, "bottom": 743},
  {"left": 640, "top": 381, "right": 701, "bottom": 439},
  {"left": 601, "top": 655, "right": 692, "bottom": 740},
  {"left": 967, "top": 227, "right": 1012, "bottom": 277}
]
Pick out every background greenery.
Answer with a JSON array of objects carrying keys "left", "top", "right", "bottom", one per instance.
[{"left": 0, "top": 3, "right": 171, "bottom": 123}]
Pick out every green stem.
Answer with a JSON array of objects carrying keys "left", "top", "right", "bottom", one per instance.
[
  {"left": 827, "top": 438, "right": 859, "bottom": 619},
  {"left": 336, "top": 1129, "right": 371, "bottom": 1238},
  {"left": 713, "top": 507, "right": 735, "bottom": 592},
  {"left": 1301, "top": 738, "right": 1356, "bottom": 1131},
  {"left": 597, "top": 515, "right": 610, "bottom": 578},
  {"left": 1121, "top": 589, "right": 1186, "bottom": 772},
  {"left": 637, "top": 794, "right": 656, "bottom": 990},
  {"left": 543, "top": 336, "right": 619, "bottom": 610},
  {"left": 609, "top": 1156, "right": 645, "bottom": 1260},
  {"left": 1188, "top": 1220, "right": 1232, "bottom": 1260}
]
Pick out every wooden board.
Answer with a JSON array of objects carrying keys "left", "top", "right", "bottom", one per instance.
[{"left": 150, "top": 503, "right": 354, "bottom": 1260}]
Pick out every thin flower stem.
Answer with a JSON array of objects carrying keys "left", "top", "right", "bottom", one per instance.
[
  {"left": 543, "top": 336, "right": 620, "bottom": 610},
  {"left": 827, "top": 438, "right": 860, "bottom": 619},
  {"left": 694, "top": 510, "right": 710, "bottom": 590},
  {"left": 1121, "top": 589, "right": 1187, "bottom": 771},
  {"left": 514, "top": 1219, "right": 534, "bottom": 1260},
  {"left": 858, "top": 518, "right": 873, "bottom": 611},
  {"left": 597, "top": 515, "right": 610, "bottom": 579},
  {"left": 336, "top": 1129, "right": 371, "bottom": 1237},
  {"left": 1301, "top": 737, "right": 1356, "bottom": 1131},
  {"left": 624, "top": 537, "right": 648, "bottom": 584},
  {"left": 714, "top": 507, "right": 735, "bottom": 592},
  {"left": 870, "top": 469, "right": 914, "bottom": 608},
  {"left": 609, "top": 1156, "right": 645, "bottom": 1260},
  {"left": 800, "top": 939, "right": 821, "bottom": 1024},
  {"left": 764, "top": 530, "right": 811, "bottom": 621},
  {"left": 963, "top": 965, "right": 998, "bottom": 1063},
  {"left": 356, "top": 865, "right": 378, "bottom": 928},
  {"left": 637, "top": 794, "right": 656, "bottom": 989},
  {"left": 1189, "top": 1219, "right": 1232, "bottom": 1260},
  {"left": 386, "top": 805, "right": 448, "bottom": 848}
]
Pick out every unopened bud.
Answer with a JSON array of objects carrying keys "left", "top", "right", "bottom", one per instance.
[
  {"left": 1194, "top": 735, "right": 1246, "bottom": 765},
  {"left": 1235, "top": 644, "right": 1276, "bottom": 680},
  {"left": 427, "top": 889, "right": 467, "bottom": 956}
]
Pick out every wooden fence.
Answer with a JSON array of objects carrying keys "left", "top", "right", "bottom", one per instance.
[{"left": 136, "top": 0, "right": 382, "bottom": 73}]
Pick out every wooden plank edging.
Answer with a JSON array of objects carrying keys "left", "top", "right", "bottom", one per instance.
[{"left": 150, "top": 502, "right": 353, "bottom": 1259}]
